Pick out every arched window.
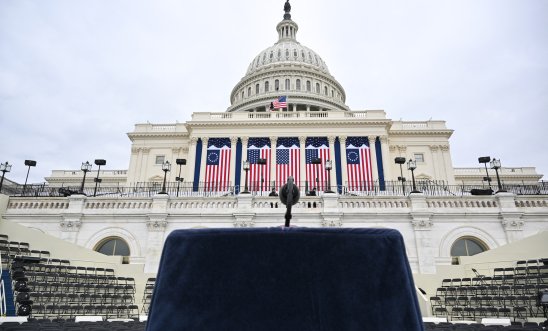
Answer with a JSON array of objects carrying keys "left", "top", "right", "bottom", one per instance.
[
  {"left": 275, "top": 79, "right": 280, "bottom": 91},
  {"left": 306, "top": 80, "right": 311, "bottom": 92},
  {"left": 451, "top": 237, "right": 488, "bottom": 264},
  {"left": 95, "top": 237, "right": 130, "bottom": 256},
  {"left": 315, "top": 83, "right": 320, "bottom": 93},
  {"left": 324, "top": 86, "right": 328, "bottom": 95},
  {"left": 265, "top": 81, "right": 269, "bottom": 92},
  {"left": 247, "top": 87, "right": 251, "bottom": 97},
  {"left": 296, "top": 79, "right": 301, "bottom": 91},
  {"left": 241, "top": 91, "right": 244, "bottom": 99},
  {"left": 285, "top": 79, "right": 290, "bottom": 90},
  {"left": 256, "top": 84, "right": 260, "bottom": 94}
]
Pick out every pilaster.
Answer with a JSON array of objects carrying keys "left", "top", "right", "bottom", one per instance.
[
  {"left": 340, "top": 136, "right": 348, "bottom": 190},
  {"left": 496, "top": 192, "right": 525, "bottom": 242},
  {"left": 199, "top": 137, "right": 209, "bottom": 186},
  {"left": 409, "top": 193, "right": 436, "bottom": 274}
]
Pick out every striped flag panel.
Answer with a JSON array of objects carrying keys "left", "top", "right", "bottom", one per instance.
[
  {"left": 205, "top": 138, "right": 232, "bottom": 191},
  {"left": 276, "top": 137, "right": 300, "bottom": 189},
  {"left": 305, "top": 137, "right": 330, "bottom": 191},
  {"left": 248, "top": 137, "right": 271, "bottom": 192},
  {"left": 346, "top": 136, "right": 373, "bottom": 191}
]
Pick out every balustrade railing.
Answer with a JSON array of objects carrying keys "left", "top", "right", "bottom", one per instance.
[{"left": 2, "top": 180, "right": 547, "bottom": 198}]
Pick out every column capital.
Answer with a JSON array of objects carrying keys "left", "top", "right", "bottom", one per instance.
[
  {"left": 379, "top": 136, "right": 389, "bottom": 144},
  {"left": 299, "top": 136, "right": 306, "bottom": 144},
  {"left": 321, "top": 217, "right": 343, "bottom": 228},
  {"left": 147, "top": 219, "right": 168, "bottom": 232},
  {"left": 411, "top": 218, "right": 433, "bottom": 230},
  {"left": 269, "top": 136, "right": 278, "bottom": 143},
  {"left": 367, "top": 135, "right": 378, "bottom": 144},
  {"left": 328, "top": 136, "right": 336, "bottom": 144},
  {"left": 439, "top": 145, "right": 450, "bottom": 152},
  {"left": 189, "top": 136, "right": 199, "bottom": 143},
  {"left": 241, "top": 136, "right": 249, "bottom": 145},
  {"left": 339, "top": 135, "right": 347, "bottom": 144},
  {"left": 59, "top": 218, "right": 82, "bottom": 232},
  {"left": 501, "top": 218, "right": 525, "bottom": 231},
  {"left": 230, "top": 136, "right": 238, "bottom": 145},
  {"left": 429, "top": 145, "right": 439, "bottom": 152}
]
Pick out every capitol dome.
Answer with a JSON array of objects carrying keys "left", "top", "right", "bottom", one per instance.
[{"left": 227, "top": 1, "right": 349, "bottom": 113}]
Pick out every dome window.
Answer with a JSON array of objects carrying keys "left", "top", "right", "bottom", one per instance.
[
  {"left": 256, "top": 84, "right": 260, "bottom": 94},
  {"left": 324, "top": 86, "right": 328, "bottom": 95},
  {"left": 331, "top": 89, "right": 334, "bottom": 98},
  {"left": 275, "top": 79, "right": 280, "bottom": 91},
  {"left": 248, "top": 87, "right": 251, "bottom": 97},
  {"left": 296, "top": 79, "right": 301, "bottom": 91},
  {"left": 285, "top": 79, "right": 290, "bottom": 90},
  {"left": 301, "top": 51, "right": 305, "bottom": 59},
  {"left": 316, "top": 83, "right": 320, "bottom": 94},
  {"left": 277, "top": 50, "right": 281, "bottom": 59},
  {"left": 265, "top": 81, "right": 269, "bottom": 92},
  {"left": 306, "top": 81, "right": 311, "bottom": 92},
  {"left": 285, "top": 49, "right": 289, "bottom": 59},
  {"left": 241, "top": 91, "right": 245, "bottom": 99},
  {"left": 270, "top": 52, "right": 273, "bottom": 60},
  {"left": 294, "top": 50, "right": 297, "bottom": 58}
]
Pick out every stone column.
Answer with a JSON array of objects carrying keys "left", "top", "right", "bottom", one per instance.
[
  {"left": 270, "top": 136, "right": 277, "bottom": 188},
  {"left": 340, "top": 136, "right": 348, "bottom": 190},
  {"left": 368, "top": 136, "right": 379, "bottom": 183},
  {"left": 379, "top": 136, "right": 390, "bottom": 182},
  {"left": 198, "top": 137, "right": 209, "bottom": 186},
  {"left": 240, "top": 137, "right": 249, "bottom": 189},
  {"left": 439, "top": 145, "right": 454, "bottom": 184},
  {"left": 410, "top": 193, "right": 436, "bottom": 274},
  {"left": 327, "top": 136, "right": 337, "bottom": 191},
  {"left": 429, "top": 145, "right": 440, "bottom": 181},
  {"left": 230, "top": 136, "right": 238, "bottom": 188},
  {"left": 299, "top": 136, "right": 307, "bottom": 189}
]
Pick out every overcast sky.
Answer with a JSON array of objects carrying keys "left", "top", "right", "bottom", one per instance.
[{"left": 1, "top": 0, "right": 547, "bottom": 184}]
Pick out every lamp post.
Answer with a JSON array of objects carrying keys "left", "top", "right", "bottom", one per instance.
[
  {"left": 175, "top": 159, "right": 187, "bottom": 197},
  {"left": 159, "top": 160, "right": 171, "bottom": 194},
  {"left": 325, "top": 159, "right": 334, "bottom": 193},
  {"left": 490, "top": 158, "right": 506, "bottom": 193},
  {"left": 242, "top": 160, "right": 250, "bottom": 194},
  {"left": 311, "top": 157, "right": 321, "bottom": 191},
  {"left": 22, "top": 160, "right": 37, "bottom": 196},
  {"left": 257, "top": 158, "right": 267, "bottom": 194},
  {"left": 80, "top": 161, "right": 92, "bottom": 194},
  {"left": 407, "top": 159, "right": 421, "bottom": 193},
  {"left": 394, "top": 157, "right": 406, "bottom": 195},
  {"left": 0, "top": 162, "right": 12, "bottom": 193},
  {"left": 478, "top": 156, "right": 492, "bottom": 189},
  {"left": 93, "top": 159, "right": 106, "bottom": 197}
]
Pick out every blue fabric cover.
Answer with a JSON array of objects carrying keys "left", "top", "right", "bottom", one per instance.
[{"left": 147, "top": 227, "right": 424, "bottom": 331}]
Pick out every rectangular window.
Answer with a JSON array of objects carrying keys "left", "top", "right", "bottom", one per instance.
[
  {"left": 155, "top": 155, "right": 165, "bottom": 165},
  {"left": 414, "top": 153, "right": 424, "bottom": 163}
]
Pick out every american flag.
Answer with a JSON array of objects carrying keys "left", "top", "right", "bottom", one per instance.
[
  {"left": 276, "top": 137, "right": 300, "bottom": 189},
  {"left": 272, "top": 96, "right": 287, "bottom": 109},
  {"left": 205, "top": 138, "right": 231, "bottom": 191},
  {"left": 346, "top": 136, "right": 373, "bottom": 191},
  {"left": 305, "top": 137, "right": 330, "bottom": 191},
  {"left": 247, "top": 137, "right": 271, "bottom": 192}
]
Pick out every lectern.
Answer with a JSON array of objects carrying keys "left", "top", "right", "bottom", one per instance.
[{"left": 147, "top": 227, "right": 424, "bottom": 331}]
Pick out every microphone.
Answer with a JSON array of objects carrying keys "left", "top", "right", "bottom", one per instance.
[{"left": 280, "top": 177, "right": 300, "bottom": 227}]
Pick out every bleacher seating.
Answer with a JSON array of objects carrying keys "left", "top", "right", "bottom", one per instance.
[
  {"left": 141, "top": 277, "right": 155, "bottom": 315},
  {"left": 0, "top": 233, "right": 141, "bottom": 323},
  {"left": 430, "top": 258, "right": 548, "bottom": 324}
]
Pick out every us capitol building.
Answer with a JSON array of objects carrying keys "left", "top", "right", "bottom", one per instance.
[{"left": 2, "top": 1, "right": 546, "bottom": 275}]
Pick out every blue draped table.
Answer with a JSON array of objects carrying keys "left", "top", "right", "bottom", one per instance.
[{"left": 147, "top": 227, "right": 424, "bottom": 331}]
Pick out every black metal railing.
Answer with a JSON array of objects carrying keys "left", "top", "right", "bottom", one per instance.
[{"left": 2, "top": 180, "right": 548, "bottom": 198}]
